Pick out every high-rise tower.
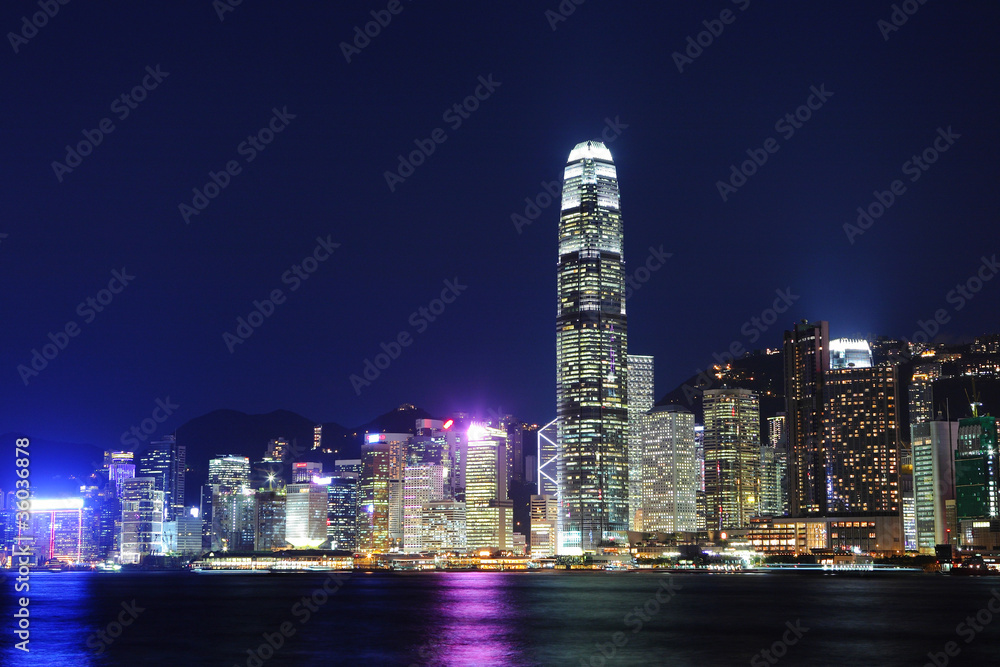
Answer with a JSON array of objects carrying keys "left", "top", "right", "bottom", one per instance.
[{"left": 556, "top": 140, "right": 628, "bottom": 553}]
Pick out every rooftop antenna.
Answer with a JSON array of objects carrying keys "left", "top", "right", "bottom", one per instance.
[{"left": 965, "top": 377, "right": 982, "bottom": 418}]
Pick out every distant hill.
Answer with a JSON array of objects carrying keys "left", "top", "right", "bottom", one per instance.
[
  {"left": 175, "top": 403, "right": 436, "bottom": 506},
  {"left": 656, "top": 350, "right": 786, "bottom": 431}
]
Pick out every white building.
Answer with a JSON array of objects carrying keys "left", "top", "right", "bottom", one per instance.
[
  {"left": 120, "top": 477, "right": 164, "bottom": 564},
  {"left": 403, "top": 464, "right": 445, "bottom": 552},
  {"left": 637, "top": 405, "right": 698, "bottom": 533}
]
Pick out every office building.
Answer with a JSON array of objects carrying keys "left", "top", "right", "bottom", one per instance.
[
  {"left": 137, "top": 435, "right": 186, "bottom": 521},
  {"left": 955, "top": 414, "right": 999, "bottom": 523},
  {"left": 208, "top": 456, "right": 251, "bottom": 493},
  {"left": 530, "top": 494, "right": 559, "bottom": 557},
  {"left": 285, "top": 483, "right": 328, "bottom": 548},
  {"left": 327, "top": 471, "right": 358, "bottom": 552},
  {"left": 556, "top": 140, "right": 629, "bottom": 553},
  {"left": 465, "top": 424, "right": 512, "bottom": 551},
  {"left": 829, "top": 338, "right": 873, "bottom": 370},
  {"left": 912, "top": 420, "right": 959, "bottom": 552},
  {"left": 909, "top": 361, "right": 943, "bottom": 426},
  {"left": 17, "top": 498, "right": 84, "bottom": 565},
  {"left": 255, "top": 490, "right": 286, "bottom": 551},
  {"left": 784, "top": 320, "right": 830, "bottom": 516},
  {"left": 823, "top": 365, "right": 901, "bottom": 515},
  {"left": 119, "top": 477, "right": 164, "bottom": 564},
  {"left": 627, "top": 354, "right": 654, "bottom": 530},
  {"left": 636, "top": 405, "right": 697, "bottom": 533},
  {"left": 403, "top": 464, "right": 445, "bottom": 552},
  {"left": 420, "top": 500, "right": 467, "bottom": 553},
  {"left": 703, "top": 388, "right": 760, "bottom": 530}
]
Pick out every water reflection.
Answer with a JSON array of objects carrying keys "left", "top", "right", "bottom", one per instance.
[{"left": 411, "top": 572, "right": 526, "bottom": 666}]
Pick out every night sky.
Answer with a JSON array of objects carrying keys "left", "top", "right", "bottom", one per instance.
[{"left": 2, "top": 1, "right": 998, "bottom": 452}]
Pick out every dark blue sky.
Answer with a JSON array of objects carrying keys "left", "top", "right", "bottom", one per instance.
[{"left": 2, "top": 1, "right": 998, "bottom": 449}]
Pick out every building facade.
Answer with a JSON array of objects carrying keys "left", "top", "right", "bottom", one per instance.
[
  {"left": 637, "top": 405, "right": 697, "bottom": 533},
  {"left": 556, "top": 140, "right": 629, "bottom": 554},
  {"left": 703, "top": 388, "right": 760, "bottom": 530}
]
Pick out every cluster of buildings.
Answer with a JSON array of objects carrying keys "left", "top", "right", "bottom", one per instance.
[{"left": 3, "top": 140, "right": 999, "bottom": 568}]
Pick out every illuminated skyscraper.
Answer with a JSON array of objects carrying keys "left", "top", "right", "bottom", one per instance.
[
  {"left": 208, "top": 456, "right": 251, "bottom": 493},
  {"left": 784, "top": 320, "right": 829, "bottom": 516},
  {"left": 912, "top": 420, "right": 959, "bottom": 552},
  {"left": 285, "top": 483, "right": 328, "bottom": 548},
  {"left": 556, "top": 140, "right": 629, "bottom": 553},
  {"left": 357, "top": 438, "right": 405, "bottom": 552},
  {"left": 402, "top": 463, "right": 445, "bottom": 552},
  {"left": 637, "top": 405, "right": 697, "bottom": 533},
  {"left": 327, "top": 461, "right": 359, "bottom": 552},
  {"left": 465, "top": 424, "right": 512, "bottom": 551},
  {"left": 137, "top": 435, "right": 186, "bottom": 521},
  {"left": 120, "top": 477, "right": 164, "bottom": 564},
  {"left": 823, "top": 365, "right": 901, "bottom": 515},
  {"left": 17, "top": 498, "right": 85, "bottom": 564},
  {"left": 703, "top": 388, "right": 760, "bottom": 530},
  {"left": 627, "top": 354, "right": 654, "bottom": 530},
  {"left": 955, "top": 414, "right": 999, "bottom": 523},
  {"left": 255, "top": 489, "right": 286, "bottom": 551},
  {"left": 909, "top": 361, "right": 942, "bottom": 426}
]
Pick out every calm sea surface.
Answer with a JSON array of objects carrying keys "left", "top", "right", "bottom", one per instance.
[{"left": 3, "top": 570, "right": 999, "bottom": 666}]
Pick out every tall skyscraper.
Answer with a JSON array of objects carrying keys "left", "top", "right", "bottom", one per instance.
[
  {"left": 703, "top": 388, "right": 760, "bottom": 530},
  {"left": 909, "top": 361, "right": 943, "bottom": 426},
  {"left": 784, "top": 320, "right": 830, "bottom": 516},
  {"left": 627, "top": 354, "right": 654, "bottom": 530},
  {"left": 823, "top": 365, "right": 901, "bottom": 515},
  {"left": 255, "top": 489, "right": 286, "bottom": 551},
  {"left": 137, "top": 435, "right": 186, "bottom": 521},
  {"left": 637, "top": 405, "right": 697, "bottom": 533},
  {"left": 119, "top": 477, "right": 164, "bottom": 564},
  {"left": 402, "top": 464, "right": 445, "bottom": 552},
  {"left": 912, "top": 420, "right": 959, "bottom": 552},
  {"left": 358, "top": 441, "right": 400, "bottom": 552},
  {"left": 954, "top": 414, "right": 999, "bottom": 523},
  {"left": 327, "top": 461, "right": 360, "bottom": 552},
  {"left": 465, "top": 424, "right": 512, "bottom": 551},
  {"left": 556, "top": 140, "right": 629, "bottom": 554}
]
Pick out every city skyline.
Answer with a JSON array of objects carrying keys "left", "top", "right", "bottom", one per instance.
[{"left": 3, "top": 4, "right": 999, "bottom": 454}]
